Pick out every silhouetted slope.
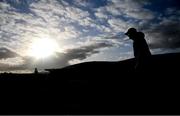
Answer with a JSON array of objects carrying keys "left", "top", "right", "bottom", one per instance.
[
  {"left": 0, "top": 53, "right": 180, "bottom": 115},
  {"left": 47, "top": 52, "right": 180, "bottom": 79}
]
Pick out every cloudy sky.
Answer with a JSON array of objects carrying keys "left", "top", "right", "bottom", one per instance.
[{"left": 0, "top": 0, "right": 180, "bottom": 73}]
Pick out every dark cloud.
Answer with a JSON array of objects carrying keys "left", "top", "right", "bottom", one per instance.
[
  {"left": 43, "top": 42, "right": 114, "bottom": 69},
  {"left": 0, "top": 47, "right": 19, "bottom": 59},
  {"left": 146, "top": 20, "right": 180, "bottom": 49},
  {"left": 65, "top": 42, "right": 113, "bottom": 61},
  {"left": 1, "top": 0, "right": 34, "bottom": 13}
]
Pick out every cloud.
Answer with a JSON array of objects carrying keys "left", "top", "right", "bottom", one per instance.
[
  {"left": 0, "top": 47, "right": 26, "bottom": 72},
  {"left": 0, "top": 57, "right": 27, "bottom": 71},
  {"left": 95, "top": 10, "right": 108, "bottom": 19},
  {"left": 0, "top": 47, "right": 19, "bottom": 59},
  {"left": 40, "top": 41, "right": 114, "bottom": 69},
  {"left": 107, "top": 18, "right": 135, "bottom": 33},
  {"left": 1, "top": 0, "right": 32, "bottom": 13},
  {"left": 0, "top": 0, "right": 107, "bottom": 72},
  {"left": 95, "top": 0, "right": 155, "bottom": 20},
  {"left": 73, "top": 0, "right": 94, "bottom": 7},
  {"left": 0, "top": 41, "right": 114, "bottom": 71},
  {"left": 94, "top": 0, "right": 155, "bottom": 35},
  {"left": 65, "top": 42, "right": 113, "bottom": 61},
  {"left": 147, "top": 20, "right": 180, "bottom": 49},
  {"left": 0, "top": 0, "right": 91, "bottom": 54}
]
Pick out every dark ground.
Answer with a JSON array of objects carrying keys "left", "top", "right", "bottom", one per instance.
[{"left": 0, "top": 53, "right": 180, "bottom": 115}]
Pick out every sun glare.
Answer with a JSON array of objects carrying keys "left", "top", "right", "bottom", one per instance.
[{"left": 29, "top": 38, "right": 59, "bottom": 59}]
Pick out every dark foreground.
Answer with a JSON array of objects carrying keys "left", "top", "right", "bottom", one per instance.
[{"left": 0, "top": 53, "right": 180, "bottom": 115}]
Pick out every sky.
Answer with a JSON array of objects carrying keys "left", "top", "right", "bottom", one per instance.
[{"left": 0, "top": 0, "right": 180, "bottom": 73}]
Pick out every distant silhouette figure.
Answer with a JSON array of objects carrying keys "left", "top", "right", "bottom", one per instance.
[
  {"left": 34, "top": 68, "right": 38, "bottom": 74},
  {"left": 125, "top": 28, "right": 151, "bottom": 71}
]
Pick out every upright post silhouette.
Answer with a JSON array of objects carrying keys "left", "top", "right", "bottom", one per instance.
[{"left": 34, "top": 68, "right": 38, "bottom": 74}]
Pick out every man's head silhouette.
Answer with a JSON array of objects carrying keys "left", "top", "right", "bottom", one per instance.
[
  {"left": 125, "top": 28, "right": 137, "bottom": 40},
  {"left": 125, "top": 28, "right": 137, "bottom": 35}
]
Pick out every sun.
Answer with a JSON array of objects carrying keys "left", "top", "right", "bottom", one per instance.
[{"left": 29, "top": 38, "right": 59, "bottom": 59}]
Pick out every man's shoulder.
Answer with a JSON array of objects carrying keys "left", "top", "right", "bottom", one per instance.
[{"left": 137, "top": 32, "right": 145, "bottom": 38}]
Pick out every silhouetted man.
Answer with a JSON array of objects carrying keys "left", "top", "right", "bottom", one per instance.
[{"left": 125, "top": 28, "right": 151, "bottom": 71}]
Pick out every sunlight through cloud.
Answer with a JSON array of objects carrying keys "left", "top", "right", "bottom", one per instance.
[{"left": 28, "top": 37, "right": 59, "bottom": 59}]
